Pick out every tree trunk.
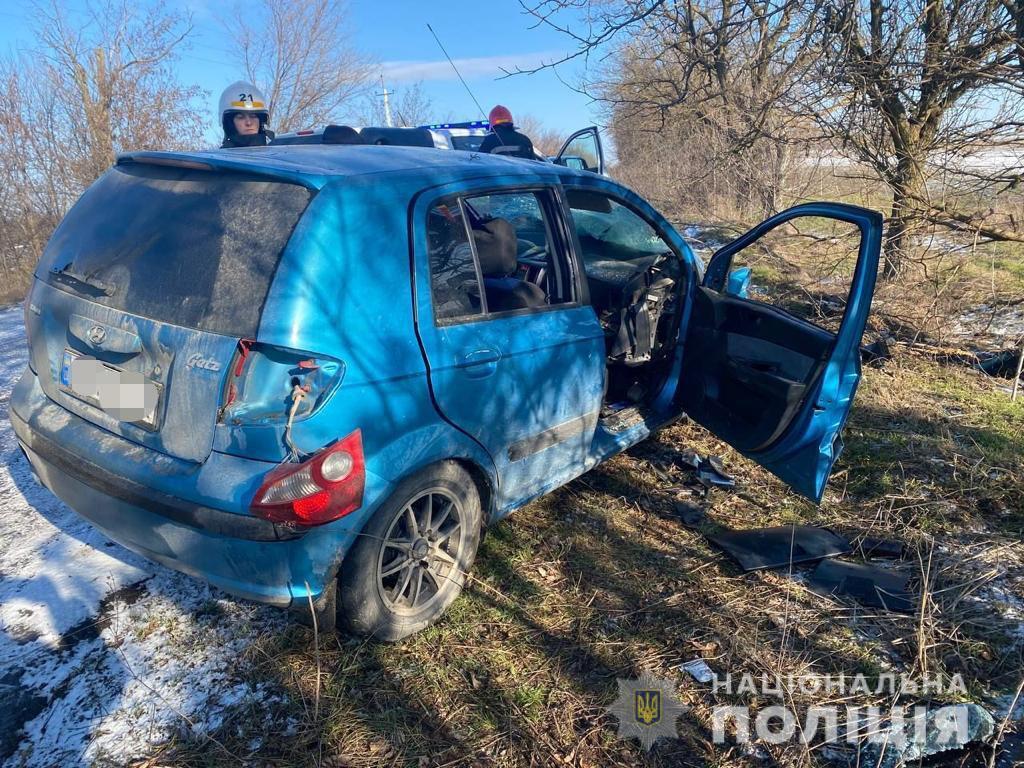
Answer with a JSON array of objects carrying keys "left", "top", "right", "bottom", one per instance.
[
  {"left": 883, "top": 157, "right": 926, "bottom": 279},
  {"left": 762, "top": 139, "right": 788, "bottom": 217}
]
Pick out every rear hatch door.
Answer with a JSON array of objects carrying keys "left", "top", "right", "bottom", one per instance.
[{"left": 29, "top": 159, "right": 314, "bottom": 463}]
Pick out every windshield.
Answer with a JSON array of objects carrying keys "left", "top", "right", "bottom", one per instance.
[{"left": 38, "top": 163, "right": 312, "bottom": 337}]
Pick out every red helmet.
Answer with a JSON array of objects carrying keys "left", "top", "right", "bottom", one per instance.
[{"left": 488, "top": 105, "right": 513, "bottom": 126}]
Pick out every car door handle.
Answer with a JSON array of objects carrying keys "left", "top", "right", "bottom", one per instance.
[{"left": 457, "top": 348, "right": 501, "bottom": 378}]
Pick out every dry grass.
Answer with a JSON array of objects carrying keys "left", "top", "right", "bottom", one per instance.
[{"left": 157, "top": 353, "right": 1023, "bottom": 768}]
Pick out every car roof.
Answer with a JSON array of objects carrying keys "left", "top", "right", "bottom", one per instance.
[{"left": 119, "top": 144, "right": 583, "bottom": 189}]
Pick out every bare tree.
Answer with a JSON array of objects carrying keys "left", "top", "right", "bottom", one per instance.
[
  {"left": 0, "top": 0, "right": 204, "bottom": 297},
  {"left": 226, "top": 0, "right": 372, "bottom": 132},
  {"left": 809, "top": 0, "right": 1024, "bottom": 276},
  {"left": 516, "top": 114, "right": 564, "bottom": 156},
  {"left": 30, "top": 0, "right": 204, "bottom": 177},
  {"left": 523, "top": 0, "right": 1024, "bottom": 278},
  {"left": 360, "top": 81, "right": 437, "bottom": 127},
  {"left": 518, "top": 0, "right": 821, "bottom": 218}
]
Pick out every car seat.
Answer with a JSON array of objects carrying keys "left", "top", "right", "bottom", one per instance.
[{"left": 472, "top": 218, "right": 547, "bottom": 312}]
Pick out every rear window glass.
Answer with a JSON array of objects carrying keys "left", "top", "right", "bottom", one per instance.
[
  {"left": 450, "top": 135, "right": 485, "bottom": 151},
  {"left": 38, "top": 163, "right": 313, "bottom": 337}
]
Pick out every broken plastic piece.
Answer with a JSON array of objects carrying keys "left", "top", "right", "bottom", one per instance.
[
  {"left": 857, "top": 536, "right": 904, "bottom": 559},
  {"left": 672, "top": 501, "right": 706, "bottom": 527},
  {"left": 706, "top": 524, "right": 850, "bottom": 572},
  {"left": 860, "top": 339, "right": 892, "bottom": 367},
  {"left": 680, "top": 658, "right": 715, "bottom": 683},
  {"left": 674, "top": 449, "right": 702, "bottom": 471},
  {"left": 696, "top": 455, "right": 735, "bottom": 489},
  {"left": 808, "top": 559, "right": 915, "bottom": 613}
]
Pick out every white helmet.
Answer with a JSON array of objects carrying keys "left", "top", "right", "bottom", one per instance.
[{"left": 219, "top": 81, "right": 270, "bottom": 134}]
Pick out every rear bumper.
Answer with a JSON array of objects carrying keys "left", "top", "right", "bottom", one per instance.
[
  {"left": 9, "top": 369, "right": 365, "bottom": 608},
  {"left": 12, "top": 407, "right": 298, "bottom": 542}
]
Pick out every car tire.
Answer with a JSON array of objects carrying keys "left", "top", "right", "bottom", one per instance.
[{"left": 338, "top": 462, "right": 482, "bottom": 641}]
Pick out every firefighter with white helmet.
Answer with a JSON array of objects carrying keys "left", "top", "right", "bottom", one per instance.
[{"left": 219, "top": 81, "right": 274, "bottom": 148}]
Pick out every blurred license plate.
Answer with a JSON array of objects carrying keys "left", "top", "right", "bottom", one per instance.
[{"left": 60, "top": 349, "right": 162, "bottom": 430}]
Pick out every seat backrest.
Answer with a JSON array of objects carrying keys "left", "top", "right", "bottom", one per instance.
[
  {"left": 483, "top": 276, "right": 547, "bottom": 311},
  {"left": 473, "top": 218, "right": 547, "bottom": 310},
  {"left": 473, "top": 218, "right": 518, "bottom": 277}
]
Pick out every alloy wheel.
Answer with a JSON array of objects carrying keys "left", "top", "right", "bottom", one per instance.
[{"left": 375, "top": 488, "right": 465, "bottom": 614}]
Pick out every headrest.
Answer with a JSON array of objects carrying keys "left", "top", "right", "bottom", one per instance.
[
  {"left": 473, "top": 218, "right": 517, "bottom": 277},
  {"left": 323, "top": 125, "right": 363, "bottom": 144}
]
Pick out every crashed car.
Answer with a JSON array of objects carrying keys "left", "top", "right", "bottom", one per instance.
[{"left": 10, "top": 140, "right": 881, "bottom": 640}]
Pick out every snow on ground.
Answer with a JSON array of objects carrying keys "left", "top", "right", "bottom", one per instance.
[
  {"left": 0, "top": 305, "right": 289, "bottom": 767},
  {"left": 954, "top": 305, "right": 1024, "bottom": 343}
]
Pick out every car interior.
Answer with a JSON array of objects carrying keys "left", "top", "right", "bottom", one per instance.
[
  {"left": 677, "top": 286, "right": 834, "bottom": 452},
  {"left": 426, "top": 189, "right": 688, "bottom": 427},
  {"left": 461, "top": 194, "right": 572, "bottom": 313},
  {"left": 563, "top": 189, "right": 686, "bottom": 421},
  {"left": 469, "top": 217, "right": 548, "bottom": 311}
]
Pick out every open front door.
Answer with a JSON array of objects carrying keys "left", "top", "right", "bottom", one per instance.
[
  {"left": 554, "top": 127, "right": 605, "bottom": 175},
  {"left": 678, "top": 203, "right": 883, "bottom": 502}
]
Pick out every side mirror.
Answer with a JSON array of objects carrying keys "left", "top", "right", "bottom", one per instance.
[{"left": 726, "top": 267, "right": 752, "bottom": 298}]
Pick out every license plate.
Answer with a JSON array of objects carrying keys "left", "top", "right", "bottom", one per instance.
[{"left": 60, "top": 349, "right": 162, "bottom": 430}]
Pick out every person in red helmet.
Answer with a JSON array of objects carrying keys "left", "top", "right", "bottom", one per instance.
[{"left": 479, "top": 105, "right": 536, "bottom": 160}]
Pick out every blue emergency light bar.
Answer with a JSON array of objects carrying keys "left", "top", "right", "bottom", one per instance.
[{"left": 419, "top": 120, "right": 491, "bottom": 130}]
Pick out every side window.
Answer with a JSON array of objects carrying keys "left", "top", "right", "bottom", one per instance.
[
  {"left": 720, "top": 216, "right": 864, "bottom": 334},
  {"left": 427, "top": 201, "right": 482, "bottom": 322},
  {"left": 462, "top": 190, "right": 575, "bottom": 313},
  {"left": 565, "top": 189, "right": 675, "bottom": 269},
  {"left": 557, "top": 131, "right": 601, "bottom": 173}
]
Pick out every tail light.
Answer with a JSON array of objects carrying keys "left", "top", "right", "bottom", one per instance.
[{"left": 251, "top": 429, "right": 364, "bottom": 525}]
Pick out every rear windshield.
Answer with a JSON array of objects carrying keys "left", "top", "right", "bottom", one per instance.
[{"left": 38, "top": 163, "right": 313, "bottom": 337}]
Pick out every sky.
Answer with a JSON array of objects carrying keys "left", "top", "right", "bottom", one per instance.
[{"left": 0, "top": 0, "right": 608, "bottom": 143}]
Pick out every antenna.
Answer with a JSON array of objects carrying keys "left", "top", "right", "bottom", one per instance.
[
  {"left": 379, "top": 75, "right": 394, "bottom": 127},
  {"left": 426, "top": 23, "right": 488, "bottom": 122}
]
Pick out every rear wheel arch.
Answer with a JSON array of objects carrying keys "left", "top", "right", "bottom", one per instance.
[
  {"left": 337, "top": 456, "right": 492, "bottom": 583},
  {"left": 450, "top": 457, "right": 495, "bottom": 526},
  {"left": 337, "top": 459, "right": 484, "bottom": 640}
]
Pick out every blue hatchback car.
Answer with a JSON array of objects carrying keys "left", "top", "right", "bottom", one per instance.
[{"left": 10, "top": 144, "right": 882, "bottom": 639}]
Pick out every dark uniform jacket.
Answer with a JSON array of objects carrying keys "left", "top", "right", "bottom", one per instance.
[
  {"left": 221, "top": 129, "right": 275, "bottom": 148},
  {"left": 478, "top": 124, "right": 535, "bottom": 160}
]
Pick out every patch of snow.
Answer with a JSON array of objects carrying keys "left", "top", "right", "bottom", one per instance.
[
  {"left": 678, "top": 224, "right": 731, "bottom": 266},
  {"left": 977, "top": 583, "right": 1024, "bottom": 643},
  {"left": 954, "top": 305, "right": 1024, "bottom": 341},
  {"left": 0, "top": 305, "right": 292, "bottom": 767},
  {"left": 13, "top": 577, "right": 288, "bottom": 766}
]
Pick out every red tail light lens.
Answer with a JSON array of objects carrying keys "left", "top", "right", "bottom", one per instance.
[{"left": 250, "top": 429, "right": 364, "bottom": 525}]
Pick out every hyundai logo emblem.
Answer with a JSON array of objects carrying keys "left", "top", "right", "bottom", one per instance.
[{"left": 87, "top": 325, "right": 107, "bottom": 345}]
